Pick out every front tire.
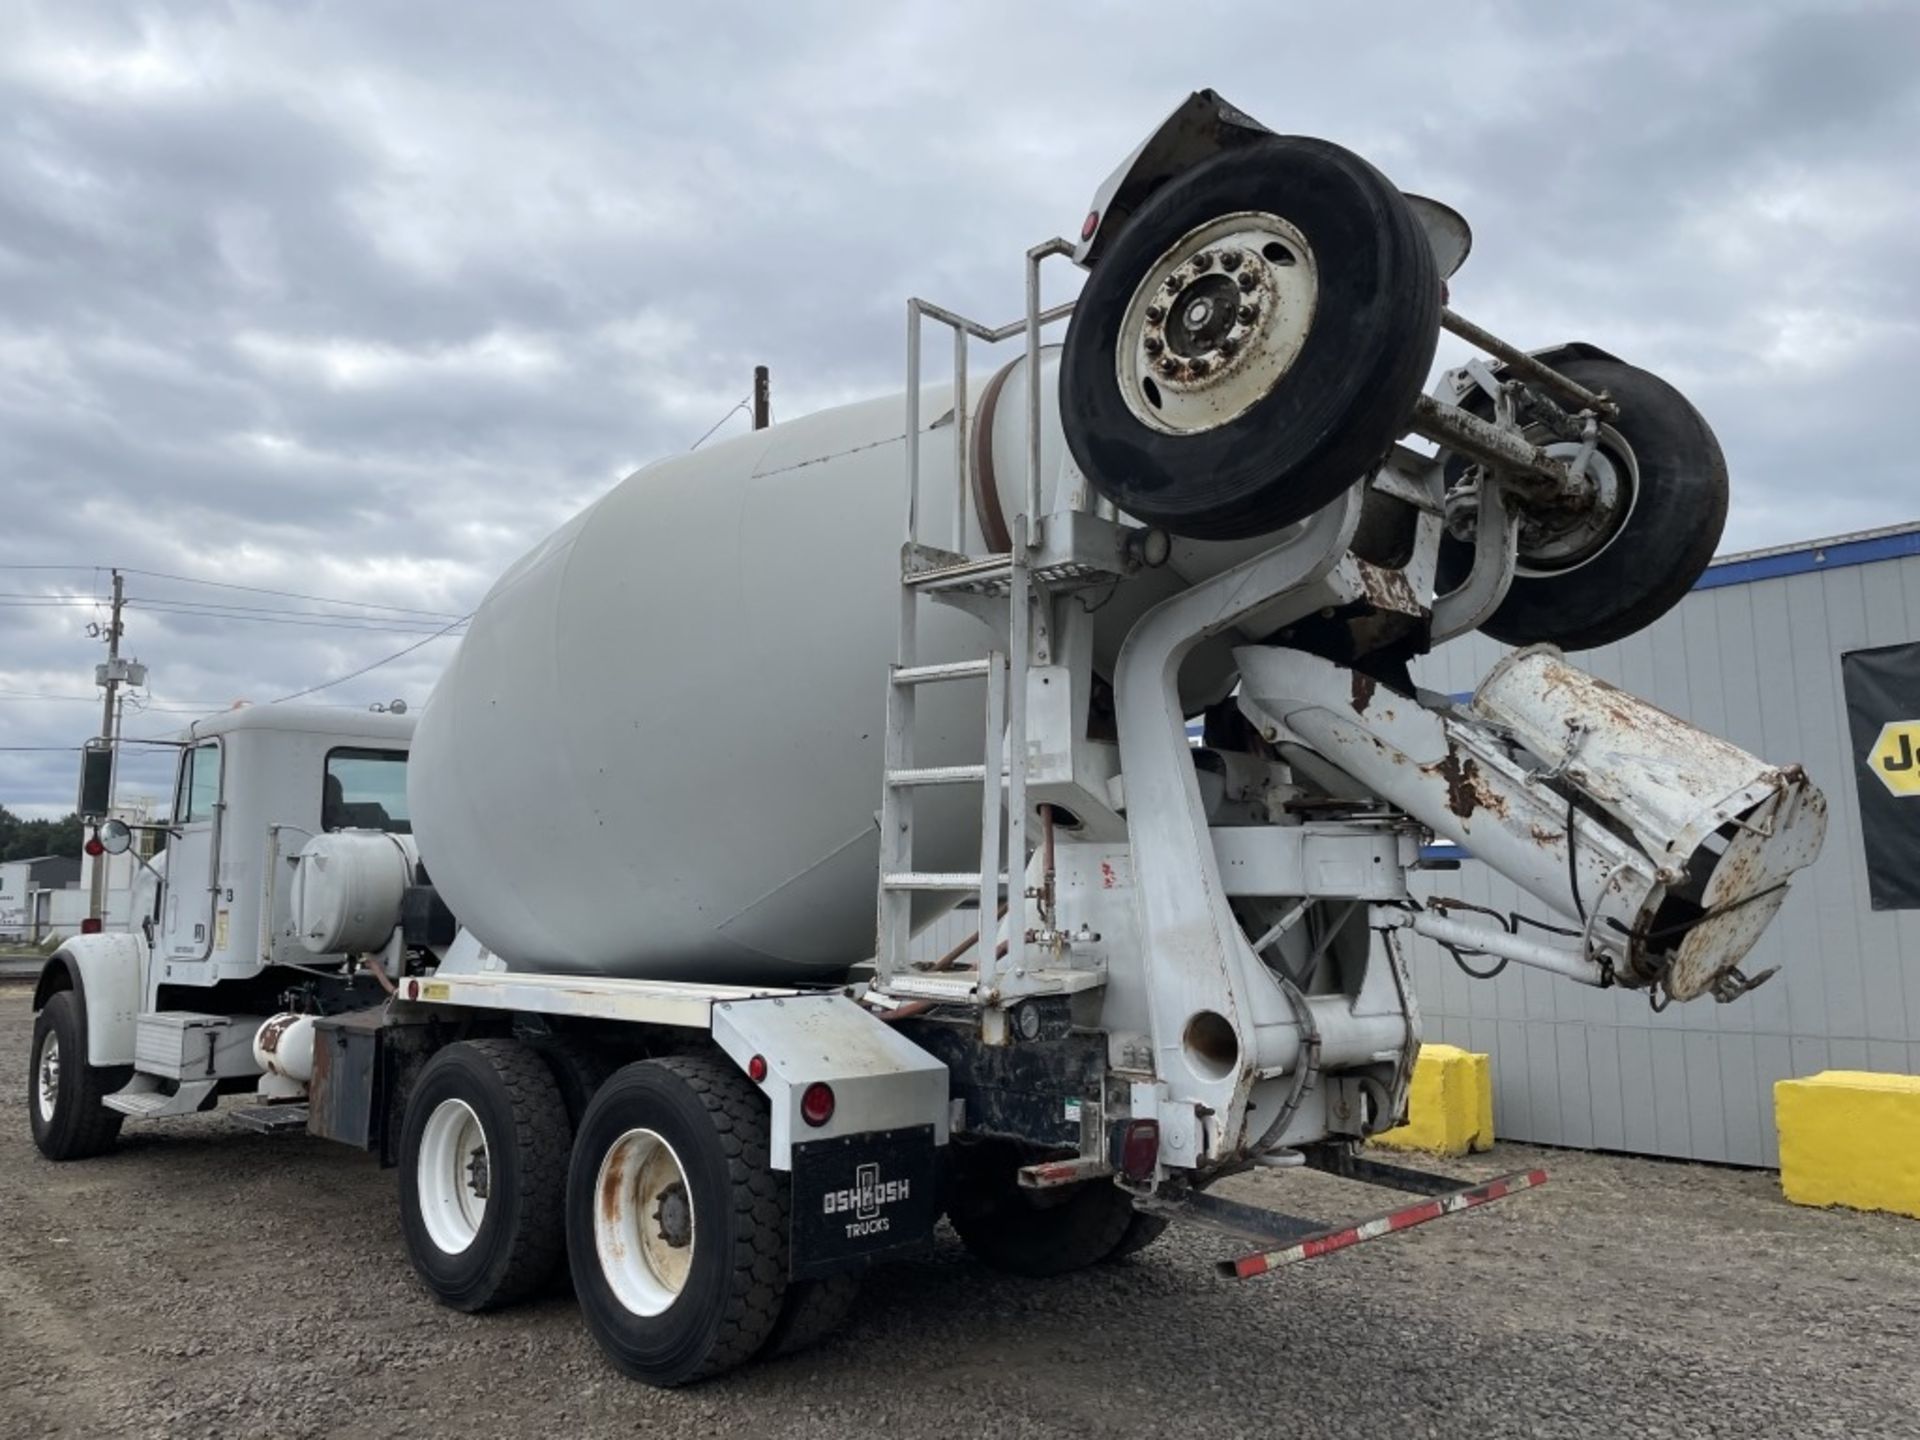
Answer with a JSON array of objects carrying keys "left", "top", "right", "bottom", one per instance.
[
  {"left": 567, "top": 1057, "right": 788, "bottom": 1386},
  {"left": 398, "top": 1039, "right": 571, "bottom": 1312},
  {"left": 29, "top": 991, "right": 129, "bottom": 1161}
]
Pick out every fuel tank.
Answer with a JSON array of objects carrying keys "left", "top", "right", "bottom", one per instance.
[{"left": 408, "top": 352, "right": 1248, "bottom": 983}]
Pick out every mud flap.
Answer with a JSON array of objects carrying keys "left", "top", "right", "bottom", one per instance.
[{"left": 788, "top": 1123, "right": 939, "bottom": 1280}]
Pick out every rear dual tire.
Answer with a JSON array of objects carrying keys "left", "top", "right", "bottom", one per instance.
[
  {"left": 567, "top": 1057, "right": 793, "bottom": 1386},
  {"left": 945, "top": 1139, "right": 1165, "bottom": 1276}
]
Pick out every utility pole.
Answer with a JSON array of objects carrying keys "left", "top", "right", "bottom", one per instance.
[
  {"left": 87, "top": 570, "right": 125, "bottom": 923},
  {"left": 752, "top": 365, "right": 771, "bottom": 430}
]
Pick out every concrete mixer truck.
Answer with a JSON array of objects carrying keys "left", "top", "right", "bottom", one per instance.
[{"left": 30, "top": 90, "right": 1827, "bottom": 1387}]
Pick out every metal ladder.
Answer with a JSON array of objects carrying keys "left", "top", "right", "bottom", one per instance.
[{"left": 875, "top": 241, "right": 1075, "bottom": 1002}]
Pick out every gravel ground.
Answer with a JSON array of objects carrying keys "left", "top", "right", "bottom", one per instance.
[{"left": 3, "top": 982, "right": 1917, "bottom": 1440}]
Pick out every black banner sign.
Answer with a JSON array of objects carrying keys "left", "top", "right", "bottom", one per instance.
[{"left": 1841, "top": 642, "right": 1920, "bottom": 910}]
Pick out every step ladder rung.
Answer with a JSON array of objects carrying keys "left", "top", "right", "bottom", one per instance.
[
  {"left": 893, "top": 659, "right": 995, "bottom": 686},
  {"left": 886, "top": 764, "right": 994, "bottom": 787},
  {"left": 882, "top": 871, "right": 1008, "bottom": 892},
  {"left": 904, "top": 554, "right": 1015, "bottom": 591}
]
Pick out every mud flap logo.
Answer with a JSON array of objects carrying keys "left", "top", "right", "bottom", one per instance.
[{"left": 822, "top": 1163, "right": 910, "bottom": 1238}]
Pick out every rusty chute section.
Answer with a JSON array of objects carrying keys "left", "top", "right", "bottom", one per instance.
[{"left": 1235, "top": 644, "right": 1827, "bottom": 1004}]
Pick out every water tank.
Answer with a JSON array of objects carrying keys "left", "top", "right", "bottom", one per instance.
[{"left": 409, "top": 353, "right": 1249, "bottom": 983}]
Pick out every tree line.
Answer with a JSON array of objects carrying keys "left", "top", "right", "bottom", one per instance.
[{"left": 0, "top": 807, "right": 85, "bottom": 864}]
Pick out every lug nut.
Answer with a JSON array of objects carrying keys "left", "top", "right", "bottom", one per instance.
[
  {"left": 1220, "top": 250, "right": 1242, "bottom": 271},
  {"left": 1145, "top": 304, "right": 1164, "bottom": 323},
  {"left": 1143, "top": 335, "right": 1163, "bottom": 355},
  {"left": 1193, "top": 251, "right": 1215, "bottom": 271},
  {"left": 1164, "top": 271, "right": 1186, "bottom": 293},
  {"left": 1237, "top": 304, "right": 1258, "bottom": 324},
  {"left": 1237, "top": 269, "right": 1258, "bottom": 292},
  {"left": 1218, "top": 335, "right": 1237, "bottom": 355},
  {"left": 1157, "top": 356, "right": 1179, "bottom": 376},
  {"left": 1189, "top": 357, "right": 1211, "bottom": 377}
]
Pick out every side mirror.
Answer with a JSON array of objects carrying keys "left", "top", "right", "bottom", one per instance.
[
  {"left": 99, "top": 818, "right": 134, "bottom": 856},
  {"left": 77, "top": 743, "right": 114, "bottom": 819}
]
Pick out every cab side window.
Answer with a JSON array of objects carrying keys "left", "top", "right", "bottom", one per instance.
[
  {"left": 176, "top": 742, "right": 220, "bottom": 824},
  {"left": 323, "top": 748, "right": 411, "bottom": 834}
]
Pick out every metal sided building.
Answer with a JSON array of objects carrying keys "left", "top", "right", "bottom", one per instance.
[{"left": 1408, "top": 522, "right": 1920, "bottom": 1167}]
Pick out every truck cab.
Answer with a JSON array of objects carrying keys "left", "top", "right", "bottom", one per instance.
[
  {"left": 153, "top": 705, "right": 414, "bottom": 986},
  {"left": 31, "top": 705, "right": 414, "bottom": 1152}
]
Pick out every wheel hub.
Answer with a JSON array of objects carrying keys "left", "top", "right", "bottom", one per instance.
[
  {"left": 466, "top": 1144, "right": 491, "bottom": 1202},
  {"left": 652, "top": 1181, "right": 692, "bottom": 1248},
  {"left": 1513, "top": 431, "right": 1636, "bottom": 576},
  {"left": 1117, "top": 211, "right": 1319, "bottom": 437},
  {"left": 36, "top": 1031, "right": 60, "bottom": 1124}
]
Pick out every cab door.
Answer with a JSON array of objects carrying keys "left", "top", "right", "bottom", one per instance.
[{"left": 160, "top": 740, "right": 222, "bottom": 959}]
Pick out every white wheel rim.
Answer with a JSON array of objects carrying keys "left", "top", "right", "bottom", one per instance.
[
  {"left": 36, "top": 1030, "right": 60, "bottom": 1124},
  {"left": 1115, "top": 210, "right": 1319, "bottom": 436},
  {"left": 593, "top": 1128, "right": 694, "bottom": 1317},
  {"left": 418, "top": 1098, "right": 490, "bottom": 1254}
]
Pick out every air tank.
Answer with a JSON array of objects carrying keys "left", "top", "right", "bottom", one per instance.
[{"left": 409, "top": 351, "right": 1255, "bottom": 983}]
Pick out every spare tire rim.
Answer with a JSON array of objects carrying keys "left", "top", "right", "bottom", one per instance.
[
  {"left": 36, "top": 1030, "right": 59, "bottom": 1124},
  {"left": 1512, "top": 422, "right": 1638, "bottom": 577},
  {"left": 1115, "top": 211, "right": 1318, "bottom": 436},
  {"left": 594, "top": 1127, "right": 694, "bottom": 1317},
  {"left": 418, "top": 1097, "right": 490, "bottom": 1254}
]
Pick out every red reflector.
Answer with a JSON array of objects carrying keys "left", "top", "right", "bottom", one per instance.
[
  {"left": 1118, "top": 1118, "right": 1160, "bottom": 1181},
  {"left": 80, "top": 917, "right": 103, "bottom": 935},
  {"left": 1081, "top": 209, "right": 1100, "bottom": 241},
  {"left": 800, "top": 1081, "right": 835, "bottom": 1127},
  {"left": 406, "top": 978, "right": 420, "bottom": 1000},
  {"left": 84, "top": 836, "right": 104, "bottom": 857},
  {"left": 748, "top": 1054, "right": 768, "bottom": 1083}
]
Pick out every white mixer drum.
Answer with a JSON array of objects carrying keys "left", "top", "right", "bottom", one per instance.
[{"left": 408, "top": 386, "right": 1018, "bottom": 982}]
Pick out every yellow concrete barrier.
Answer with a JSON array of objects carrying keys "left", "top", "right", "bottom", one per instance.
[
  {"left": 1371, "top": 1044, "right": 1494, "bottom": 1156},
  {"left": 1775, "top": 1071, "right": 1920, "bottom": 1221}
]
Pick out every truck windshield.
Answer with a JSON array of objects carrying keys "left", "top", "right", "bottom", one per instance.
[
  {"left": 323, "top": 748, "right": 411, "bottom": 834},
  {"left": 176, "top": 742, "right": 220, "bottom": 825}
]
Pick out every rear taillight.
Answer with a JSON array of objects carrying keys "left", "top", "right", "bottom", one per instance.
[
  {"left": 80, "top": 917, "right": 103, "bottom": 935},
  {"left": 800, "top": 1081, "right": 835, "bottom": 1127},
  {"left": 1115, "top": 1118, "right": 1160, "bottom": 1181}
]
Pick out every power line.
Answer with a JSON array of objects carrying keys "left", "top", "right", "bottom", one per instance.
[
  {"left": 125, "top": 600, "right": 467, "bottom": 636},
  {"left": 118, "top": 592, "right": 456, "bottom": 623},
  {"left": 0, "top": 564, "right": 467, "bottom": 619},
  {"left": 0, "top": 592, "right": 466, "bottom": 634},
  {"left": 122, "top": 568, "right": 468, "bottom": 619},
  {"left": 272, "top": 613, "right": 472, "bottom": 703}
]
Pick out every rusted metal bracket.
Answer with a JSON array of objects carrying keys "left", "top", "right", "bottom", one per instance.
[{"left": 1407, "top": 394, "right": 1591, "bottom": 507}]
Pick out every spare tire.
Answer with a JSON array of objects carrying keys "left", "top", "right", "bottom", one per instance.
[
  {"left": 1435, "top": 356, "right": 1728, "bottom": 651},
  {"left": 1060, "top": 135, "right": 1440, "bottom": 541}
]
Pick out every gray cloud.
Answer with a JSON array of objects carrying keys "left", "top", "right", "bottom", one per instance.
[{"left": 3, "top": 0, "right": 1915, "bottom": 814}]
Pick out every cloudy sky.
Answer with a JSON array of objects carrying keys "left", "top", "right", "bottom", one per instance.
[{"left": 2, "top": 0, "right": 1915, "bottom": 817}]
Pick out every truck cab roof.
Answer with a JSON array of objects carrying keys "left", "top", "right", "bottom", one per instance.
[{"left": 174, "top": 704, "right": 416, "bottom": 745}]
